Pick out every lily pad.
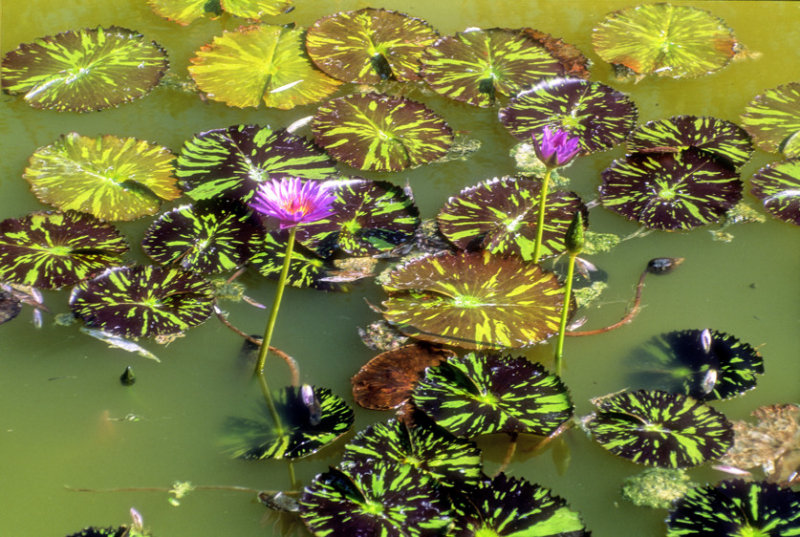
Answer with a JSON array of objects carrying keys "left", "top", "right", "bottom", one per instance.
[
  {"left": 306, "top": 8, "right": 438, "bottom": 84},
  {"left": 627, "top": 115, "right": 754, "bottom": 170},
  {"left": 69, "top": 265, "right": 215, "bottom": 338},
  {"left": 1, "top": 26, "right": 168, "bottom": 112},
  {"left": 413, "top": 353, "right": 573, "bottom": 438},
  {"left": 740, "top": 82, "right": 800, "bottom": 158},
  {"left": 0, "top": 211, "right": 128, "bottom": 290},
  {"left": 189, "top": 24, "right": 342, "bottom": 109},
  {"left": 522, "top": 28, "right": 591, "bottom": 79},
  {"left": 749, "top": 158, "right": 800, "bottom": 225},
  {"left": 141, "top": 199, "right": 264, "bottom": 274},
  {"left": 450, "top": 473, "right": 589, "bottom": 536},
  {"left": 248, "top": 230, "right": 343, "bottom": 291},
  {"left": 296, "top": 178, "right": 420, "bottom": 257},
  {"left": 599, "top": 149, "right": 742, "bottom": 230},
  {"left": 583, "top": 389, "right": 734, "bottom": 468},
  {"left": 630, "top": 329, "right": 764, "bottom": 400},
  {"left": 220, "top": 0, "right": 293, "bottom": 19},
  {"left": 176, "top": 124, "right": 337, "bottom": 203},
  {"left": 0, "top": 289, "right": 22, "bottom": 326},
  {"left": 223, "top": 385, "right": 354, "bottom": 460},
  {"left": 592, "top": 3, "right": 739, "bottom": 79},
  {"left": 420, "top": 28, "right": 564, "bottom": 107},
  {"left": 299, "top": 463, "right": 450, "bottom": 536},
  {"left": 351, "top": 344, "right": 451, "bottom": 411},
  {"left": 311, "top": 93, "right": 454, "bottom": 172},
  {"left": 381, "top": 251, "right": 570, "bottom": 350},
  {"left": 65, "top": 528, "right": 128, "bottom": 537},
  {"left": 341, "top": 418, "right": 482, "bottom": 488},
  {"left": 24, "top": 133, "right": 180, "bottom": 222},
  {"left": 146, "top": 0, "right": 219, "bottom": 25},
  {"left": 666, "top": 480, "right": 800, "bottom": 537},
  {"left": 436, "top": 176, "right": 587, "bottom": 261},
  {"left": 499, "top": 77, "right": 638, "bottom": 153}
]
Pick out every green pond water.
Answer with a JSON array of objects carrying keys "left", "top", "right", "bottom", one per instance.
[{"left": 1, "top": 0, "right": 798, "bottom": 536}]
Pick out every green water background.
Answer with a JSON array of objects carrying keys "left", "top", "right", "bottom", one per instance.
[{"left": 1, "top": 0, "right": 798, "bottom": 535}]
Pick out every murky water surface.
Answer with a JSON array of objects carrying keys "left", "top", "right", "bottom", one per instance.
[{"left": 1, "top": 1, "right": 798, "bottom": 536}]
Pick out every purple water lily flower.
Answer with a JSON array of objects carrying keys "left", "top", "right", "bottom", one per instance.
[
  {"left": 250, "top": 177, "right": 335, "bottom": 229},
  {"left": 533, "top": 126, "right": 581, "bottom": 168}
]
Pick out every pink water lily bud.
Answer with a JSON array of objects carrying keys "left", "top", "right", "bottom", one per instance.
[
  {"left": 250, "top": 177, "right": 335, "bottom": 229},
  {"left": 533, "top": 126, "right": 581, "bottom": 168}
]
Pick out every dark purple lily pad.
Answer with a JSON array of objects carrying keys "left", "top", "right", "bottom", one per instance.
[
  {"left": 740, "top": 82, "right": 800, "bottom": 158},
  {"left": 142, "top": 199, "right": 265, "bottom": 274},
  {"left": 599, "top": 149, "right": 743, "bottom": 230},
  {"left": 1, "top": 26, "right": 168, "bottom": 112},
  {"left": 413, "top": 353, "right": 573, "bottom": 438},
  {"left": 176, "top": 124, "right": 338, "bottom": 203},
  {"left": 499, "top": 77, "right": 638, "bottom": 153},
  {"left": 296, "top": 178, "right": 419, "bottom": 257},
  {"left": 248, "top": 230, "right": 343, "bottom": 291},
  {"left": 381, "top": 251, "right": 571, "bottom": 350},
  {"left": 583, "top": 389, "right": 734, "bottom": 468},
  {"left": 749, "top": 158, "right": 800, "bottom": 225},
  {"left": 627, "top": 115, "right": 753, "bottom": 170},
  {"left": 420, "top": 28, "right": 564, "bottom": 107},
  {"left": 312, "top": 93, "right": 453, "bottom": 172},
  {"left": 306, "top": 8, "right": 438, "bottom": 84},
  {"left": 436, "top": 176, "right": 587, "bottom": 261},
  {"left": 0, "top": 211, "right": 128, "bottom": 290},
  {"left": 69, "top": 265, "right": 215, "bottom": 338}
]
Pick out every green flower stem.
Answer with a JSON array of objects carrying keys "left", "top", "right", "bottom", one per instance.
[
  {"left": 532, "top": 166, "right": 553, "bottom": 264},
  {"left": 254, "top": 226, "right": 297, "bottom": 376},
  {"left": 554, "top": 251, "right": 576, "bottom": 376},
  {"left": 256, "top": 370, "right": 284, "bottom": 435}
]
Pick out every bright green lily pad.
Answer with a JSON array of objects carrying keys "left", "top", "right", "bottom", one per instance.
[
  {"left": 740, "top": 82, "right": 800, "bottom": 158},
  {"left": 306, "top": 8, "right": 438, "bottom": 83},
  {"left": 749, "top": 158, "right": 800, "bottom": 226},
  {"left": 24, "top": 133, "right": 180, "bottom": 222},
  {"left": 189, "top": 24, "right": 342, "bottom": 109},
  {"left": 1, "top": 26, "right": 168, "bottom": 112},
  {"left": 381, "top": 251, "right": 570, "bottom": 350},
  {"left": 224, "top": 385, "right": 354, "bottom": 460},
  {"left": 146, "top": 0, "right": 219, "bottom": 25},
  {"left": 583, "top": 389, "right": 734, "bottom": 468},
  {"left": 220, "top": 0, "right": 293, "bottom": 19},
  {"left": 311, "top": 93, "right": 454, "bottom": 172},
  {"left": 436, "top": 176, "right": 587, "bottom": 261},
  {"left": 592, "top": 3, "right": 739, "bottom": 79},
  {"left": 0, "top": 211, "right": 128, "bottom": 290},
  {"left": 420, "top": 28, "right": 564, "bottom": 107},
  {"left": 413, "top": 353, "right": 573, "bottom": 438}
]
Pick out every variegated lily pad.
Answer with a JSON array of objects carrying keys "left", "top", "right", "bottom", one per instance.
[
  {"left": 147, "top": 0, "right": 292, "bottom": 25},
  {"left": 311, "top": 93, "right": 453, "bottom": 172},
  {"left": 630, "top": 329, "right": 764, "bottom": 400},
  {"left": 627, "top": 115, "right": 753, "bottom": 170},
  {"left": 141, "top": 199, "right": 264, "bottom": 274},
  {"left": 750, "top": 158, "right": 800, "bottom": 225},
  {"left": 1, "top": 26, "right": 168, "bottom": 112},
  {"left": 296, "top": 178, "right": 419, "bottom": 257},
  {"left": 223, "top": 386, "right": 354, "bottom": 460},
  {"left": 499, "top": 77, "right": 638, "bottom": 153},
  {"left": 381, "top": 251, "right": 570, "bottom": 350},
  {"left": 220, "top": 0, "right": 293, "bottom": 19},
  {"left": 436, "top": 176, "right": 587, "bottom": 261},
  {"left": 0, "top": 211, "right": 128, "bottom": 290},
  {"left": 420, "top": 28, "right": 564, "bottom": 107},
  {"left": 306, "top": 8, "right": 438, "bottom": 84},
  {"left": 592, "top": 3, "right": 739, "bottom": 79},
  {"left": 451, "top": 473, "right": 589, "bottom": 536},
  {"left": 69, "top": 265, "right": 215, "bottom": 338},
  {"left": 176, "top": 124, "right": 337, "bottom": 203},
  {"left": 299, "top": 463, "right": 450, "bottom": 536},
  {"left": 341, "top": 418, "right": 482, "bottom": 488},
  {"left": 189, "top": 24, "right": 342, "bottom": 109},
  {"left": 413, "top": 353, "right": 573, "bottom": 439},
  {"left": 0, "top": 289, "right": 22, "bottom": 326},
  {"left": 522, "top": 28, "right": 591, "bottom": 79},
  {"left": 583, "top": 389, "right": 734, "bottom": 468},
  {"left": 741, "top": 82, "right": 800, "bottom": 158},
  {"left": 24, "top": 133, "right": 180, "bottom": 222},
  {"left": 248, "top": 230, "right": 343, "bottom": 291},
  {"left": 599, "top": 149, "right": 742, "bottom": 230}
]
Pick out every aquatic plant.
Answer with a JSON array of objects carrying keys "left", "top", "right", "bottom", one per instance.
[
  {"left": 740, "top": 81, "right": 800, "bottom": 158},
  {"left": 749, "top": 158, "right": 800, "bottom": 226},
  {"left": 554, "top": 211, "right": 584, "bottom": 374},
  {"left": 147, "top": 0, "right": 293, "bottom": 25},
  {"left": 248, "top": 230, "right": 344, "bottom": 291}
]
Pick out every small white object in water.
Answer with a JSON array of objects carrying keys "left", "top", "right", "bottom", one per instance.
[{"left": 700, "top": 328, "right": 713, "bottom": 353}]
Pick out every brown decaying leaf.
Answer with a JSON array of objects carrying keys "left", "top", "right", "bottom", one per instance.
[
  {"left": 351, "top": 343, "right": 454, "bottom": 411},
  {"left": 521, "top": 28, "right": 590, "bottom": 79}
]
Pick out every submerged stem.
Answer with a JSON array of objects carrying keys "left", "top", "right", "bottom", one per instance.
[
  {"left": 254, "top": 226, "right": 297, "bottom": 375},
  {"left": 532, "top": 167, "right": 553, "bottom": 264},
  {"left": 555, "top": 252, "right": 576, "bottom": 375}
]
